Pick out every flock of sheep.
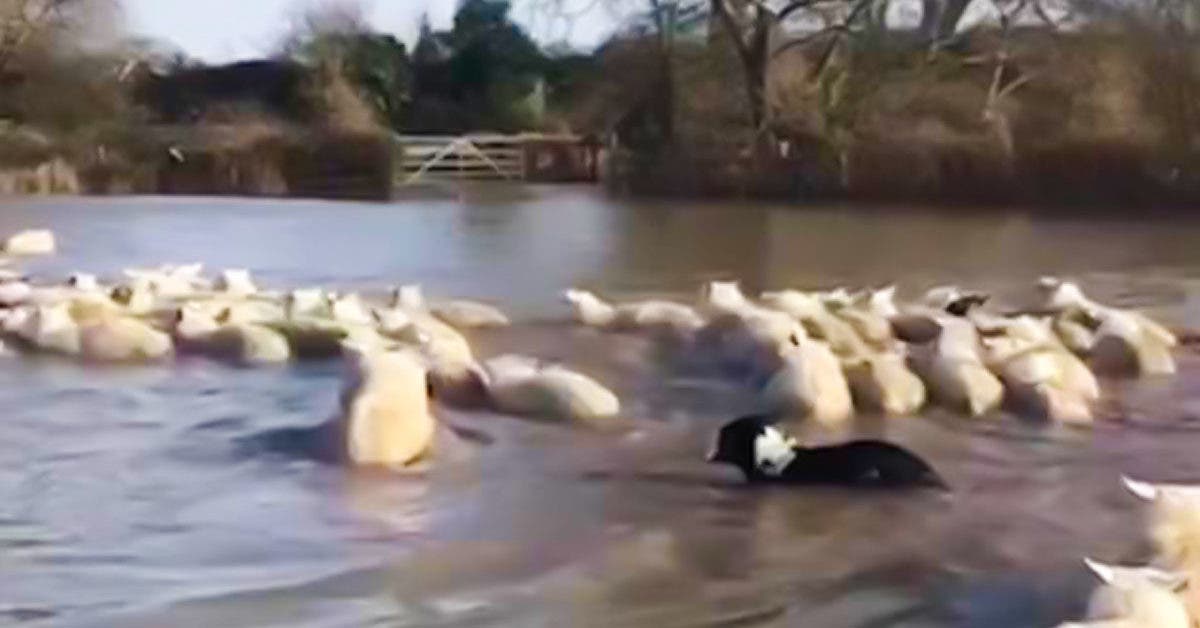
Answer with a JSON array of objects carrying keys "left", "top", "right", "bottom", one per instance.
[
  {"left": 568, "top": 273, "right": 1175, "bottom": 427},
  {"left": 0, "top": 227, "right": 1195, "bottom": 626},
  {"left": 0, "top": 229, "right": 622, "bottom": 465}
]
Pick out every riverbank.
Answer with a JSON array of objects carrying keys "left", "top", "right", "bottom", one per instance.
[
  {"left": 602, "top": 139, "right": 1200, "bottom": 207},
  {"left": 3, "top": 144, "right": 1195, "bottom": 207},
  {"left": 0, "top": 125, "right": 398, "bottom": 201},
  {"left": 591, "top": 27, "right": 1200, "bottom": 207}
]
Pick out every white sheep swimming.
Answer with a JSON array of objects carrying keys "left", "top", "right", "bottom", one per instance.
[
  {"left": 1040, "top": 278, "right": 1176, "bottom": 376},
  {"left": 843, "top": 351, "right": 926, "bottom": 416},
  {"left": 335, "top": 343, "right": 436, "bottom": 467},
  {"left": 909, "top": 315, "right": 1004, "bottom": 417},
  {"left": 285, "top": 288, "right": 330, "bottom": 319},
  {"left": 760, "top": 289, "right": 871, "bottom": 359},
  {"left": 563, "top": 288, "right": 703, "bottom": 335},
  {"left": 326, "top": 292, "right": 373, "bottom": 326},
  {"left": 760, "top": 331, "right": 854, "bottom": 426},
  {"left": 215, "top": 268, "right": 258, "bottom": 296},
  {"left": 480, "top": 354, "right": 620, "bottom": 423},
  {"left": 13, "top": 302, "right": 80, "bottom": 356},
  {"left": 77, "top": 311, "right": 173, "bottom": 363},
  {"left": 3, "top": 229, "right": 55, "bottom": 255},
  {"left": 399, "top": 284, "right": 511, "bottom": 329},
  {"left": 1057, "top": 558, "right": 1191, "bottom": 628},
  {"left": 173, "top": 304, "right": 290, "bottom": 366},
  {"left": 699, "top": 280, "right": 755, "bottom": 317},
  {"left": 7, "top": 298, "right": 171, "bottom": 362},
  {"left": 0, "top": 275, "right": 31, "bottom": 306},
  {"left": 1122, "top": 476, "right": 1200, "bottom": 574},
  {"left": 979, "top": 316, "right": 1098, "bottom": 423},
  {"left": 832, "top": 286, "right": 900, "bottom": 351},
  {"left": 66, "top": 273, "right": 102, "bottom": 293},
  {"left": 122, "top": 263, "right": 206, "bottom": 298}
]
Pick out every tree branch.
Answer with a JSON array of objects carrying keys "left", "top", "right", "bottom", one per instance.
[
  {"left": 770, "top": 24, "right": 840, "bottom": 59},
  {"left": 712, "top": 0, "right": 753, "bottom": 61}
]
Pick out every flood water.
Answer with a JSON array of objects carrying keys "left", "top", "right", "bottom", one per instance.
[{"left": 5, "top": 186, "right": 1200, "bottom": 627}]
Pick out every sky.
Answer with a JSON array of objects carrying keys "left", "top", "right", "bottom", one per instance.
[{"left": 123, "top": 0, "right": 620, "bottom": 63}]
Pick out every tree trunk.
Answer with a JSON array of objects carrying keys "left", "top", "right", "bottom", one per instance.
[
  {"left": 741, "top": 62, "right": 766, "bottom": 132},
  {"left": 936, "top": 0, "right": 972, "bottom": 40},
  {"left": 869, "top": 0, "right": 890, "bottom": 30},
  {"left": 656, "top": 46, "right": 675, "bottom": 142},
  {"left": 918, "top": 0, "right": 942, "bottom": 41},
  {"left": 646, "top": 0, "right": 675, "bottom": 144},
  {"left": 744, "top": 10, "right": 769, "bottom": 133},
  {"left": 710, "top": 0, "right": 770, "bottom": 136}
]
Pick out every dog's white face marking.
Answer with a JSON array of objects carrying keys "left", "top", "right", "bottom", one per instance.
[{"left": 753, "top": 426, "right": 796, "bottom": 476}]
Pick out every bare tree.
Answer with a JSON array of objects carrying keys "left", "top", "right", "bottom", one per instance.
[
  {"left": 278, "top": 0, "right": 383, "bottom": 131},
  {"left": 0, "top": 0, "right": 118, "bottom": 74},
  {"left": 709, "top": 0, "right": 773, "bottom": 134},
  {"left": 280, "top": 0, "right": 369, "bottom": 56},
  {"left": 978, "top": 0, "right": 1036, "bottom": 158},
  {"left": 530, "top": 0, "right": 700, "bottom": 143},
  {"left": 530, "top": 0, "right": 994, "bottom": 144}
]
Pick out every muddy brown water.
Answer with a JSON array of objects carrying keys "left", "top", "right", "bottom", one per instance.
[{"left": 4, "top": 187, "right": 1200, "bottom": 626}]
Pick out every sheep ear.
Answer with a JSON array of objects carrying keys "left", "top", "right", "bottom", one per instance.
[
  {"left": 1121, "top": 475, "right": 1160, "bottom": 501},
  {"left": 1144, "top": 567, "right": 1189, "bottom": 591},
  {"left": 469, "top": 363, "right": 491, "bottom": 388},
  {"left": 1167, "top": 572, "right": 1189, "bottom": 592},
  {"left": 215, "top": 308, "right": 232, "bottom": 324},
  {"left": 1084, "top": 558, "right": 1116, "bottom": 584}
]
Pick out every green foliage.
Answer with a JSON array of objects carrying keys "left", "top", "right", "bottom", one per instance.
[
  {"left": 414, "top": 0, "right": 548, "bottom": 132},
  {"left": 284, "top": 0, "right": 557, "bottom": 133},
  {"left": 293, "top": 31, "right": 412, "bottom": 129}
]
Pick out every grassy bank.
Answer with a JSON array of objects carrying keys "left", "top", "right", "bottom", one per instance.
[
  {"left": 0, "top": 125, "right": 397, "bottom": 200},
  {"left": 155, "top": 126, "right": 396, "bottom": 201}
]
